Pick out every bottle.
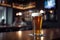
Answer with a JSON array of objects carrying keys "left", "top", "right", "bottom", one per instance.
[
  {"left": 49, "top": 10, "right": 54, "bottom": 21},
  {"left": 43, "top": 13, "right": 47, "bottom": 21}
]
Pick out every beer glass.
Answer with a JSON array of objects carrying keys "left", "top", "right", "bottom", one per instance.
[{"left": 31, "top": 13, "right": 43, "bottom": 40}]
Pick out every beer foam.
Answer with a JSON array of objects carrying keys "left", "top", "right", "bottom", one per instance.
[{"left": 31, "top": 13, "right": 40, "bottom": 17}]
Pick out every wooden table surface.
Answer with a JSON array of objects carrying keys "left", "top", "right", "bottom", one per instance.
[{"left": 0, "top": 28, "right": 60, "bottom": 40}]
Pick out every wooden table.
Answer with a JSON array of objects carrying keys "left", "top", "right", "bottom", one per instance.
[{"left": 0, "top": 28, "right": 59, "bottom": 40}]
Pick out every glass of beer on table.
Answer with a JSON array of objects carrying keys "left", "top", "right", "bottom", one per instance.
[{"left": 31, "top": 12, "right": 43, "bottom": 40}]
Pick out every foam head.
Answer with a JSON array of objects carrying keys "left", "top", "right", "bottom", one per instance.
[
  {"left": 31, "top": 13, "right": 40, "bottom": 17},
  {"left": 31, "top": 13, "right": 42, "bottom": 17}
]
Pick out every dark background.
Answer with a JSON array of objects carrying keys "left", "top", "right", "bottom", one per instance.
[
  {"left": 3, "top": 0, "right": 60, "bottom": 28},
  {"left": 13, "top": 0, "right": 59, "bottom": 28}
]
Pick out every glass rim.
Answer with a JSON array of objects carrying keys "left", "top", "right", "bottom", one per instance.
[{"left": 31, "top": 13, "right": 42, "bottom": 17}]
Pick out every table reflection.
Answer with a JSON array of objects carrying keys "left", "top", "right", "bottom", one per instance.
[
  {"left": 0, "top": 28, "right": 59, "bottom": 40},
  {"left": 17, "top": 31, "right": 22, "bottom": 39}
]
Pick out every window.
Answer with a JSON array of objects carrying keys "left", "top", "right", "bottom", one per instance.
[{"left": 44, "top": 0, "right": 56, "bottom": 9}]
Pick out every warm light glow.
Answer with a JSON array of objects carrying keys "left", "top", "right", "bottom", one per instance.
[
  {"left": 16, "top": 12, "right": 22, "bottom": 16},
  {"left": 41, "top": 30, "right": 44, "bottom": 40},
  {"left": 17, "top": 31, "right": 22, "bottom": 38},
  {"left": 12, "top": 2, "right": 35, "bottom": 10},
  {"left": 41, "top": 30, "right": 44, "bottom": 34},
  {"left": 19, "top": 12, "right": 22, "bottom": 16},
  {"left": 40, "top": 10, "right": 45, "bottom": 14},
  {"left": 41, "top": 37, "right": 44, "bottom": 40},
  {"left": 50, "top": 10, "right": 53, "bottom": 13},
  {"left": 0, "top": 2, "right": 36, "bottom": 10},
  {"left": 13, "top": 5, "right": 35, "bottom": 10},
  {"left": 16, "top": 13, "right": 19, "bottom": 16},
  {"left": 0, "top": 3, "right": 11, "bottom": 7}
]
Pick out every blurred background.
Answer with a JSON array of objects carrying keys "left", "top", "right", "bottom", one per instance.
[{"left": 0, "top": 0, "right": 58, "bottom": 27}]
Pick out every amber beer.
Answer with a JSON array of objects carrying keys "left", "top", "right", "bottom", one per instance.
[
  {"left": 34, "top": 16, "right": 42, "bottom": 34},
  {"left": 32, "top": 13, "right": 43, "bottom": 40}
]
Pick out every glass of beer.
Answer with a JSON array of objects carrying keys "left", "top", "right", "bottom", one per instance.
[{"left": 31, "top": 13, "right": 43, "bottom": 40}]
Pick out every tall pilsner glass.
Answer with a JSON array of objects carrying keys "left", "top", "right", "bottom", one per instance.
[{"left": 32, "top": 13, "right": 43, "bottom": 40}]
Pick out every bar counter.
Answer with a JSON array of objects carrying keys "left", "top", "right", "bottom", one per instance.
[{"left": 0, "top": 28, "right": 60, "bottom": 40}]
